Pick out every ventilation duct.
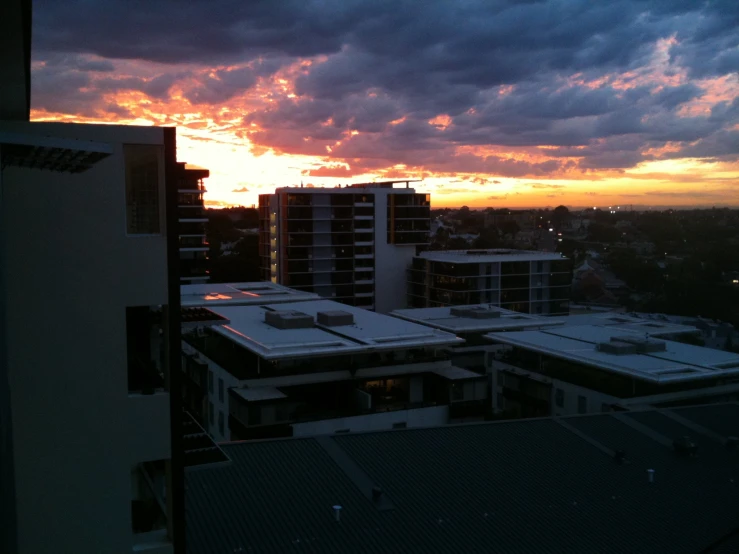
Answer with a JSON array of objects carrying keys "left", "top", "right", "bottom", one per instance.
[
  {"left": 264, "top": 310, "right": 315, "bottom": 329},
  {"left": 317, "top": 310, "right": 354, "bottom": 326},
  {"left": 450, "top": 306, "right": 501, "bottom": 319}
]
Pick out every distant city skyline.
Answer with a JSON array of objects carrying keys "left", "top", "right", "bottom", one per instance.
[{"left": 30, "top": 0, "right": 739, "bottom": 209}]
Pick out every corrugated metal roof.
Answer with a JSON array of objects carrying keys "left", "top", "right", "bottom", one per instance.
[{"left": 186, "top": 403, "right": 739, "bottom": 554}]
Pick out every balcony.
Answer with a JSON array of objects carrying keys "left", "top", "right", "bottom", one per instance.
[
  {"left": 179, "top": 236, "right": 209, "bottom": 251},
  {"left": 178, "top": 206, "right": 207, "bottom": 222}
]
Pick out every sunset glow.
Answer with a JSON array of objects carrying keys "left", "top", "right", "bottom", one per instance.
[{"left": 31, "top": 0, "right": 739, "bottom": 209}]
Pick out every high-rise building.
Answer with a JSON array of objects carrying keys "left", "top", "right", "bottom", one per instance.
[
  {"left": 176, "top": 163, "right": 209, "bottom": 284},
  {"left": 407, "top": 249, "right": 572, "bottom": 315},
  {"left": 259, "top": 181, "right": 430, "bottom": 313},
  {"left": 1, "top": 121, "right": 185, "bottom": 554},
  {"left": 1, "top": 12, "right": 186, "bottom": 549}
]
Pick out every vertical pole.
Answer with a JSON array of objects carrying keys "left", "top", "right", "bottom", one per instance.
[
  {"left": 163, "top": 129, "right": 185, "bottom": 553},
  {"left": 0, "top": 148, "right": 20, "bottom": 554}
]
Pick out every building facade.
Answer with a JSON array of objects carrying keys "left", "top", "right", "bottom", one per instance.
[
  {"left": 485, "top": 324, "right": 739, "bottom": 419},
  {"left": 408, "top": 249, "right": 572, "bottom": 314},
  {"left": 1, "top": 122, "right": 185, "bottom": 554},
  {"left": 176, "top": 163, "right": 209, "bottom": 283},
  {"left": 259, "top": 181, "right": 430, "bottom": 313},
  {"left": 181, "top": 299, "right": 493, "bottom": 441}
]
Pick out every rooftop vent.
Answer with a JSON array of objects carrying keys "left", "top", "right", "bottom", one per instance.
[
  {"left": 450, "top": 306, "right": 501, "bottom": 319},
  {"left": 673, "top": 436, "right": 698, "bottom": 457},
  {"left": 597, "top": 335, "right": 667, "bottom": 355},
  {"left": 596, "top": 341, "right": 638, "bottom": 355},
  {"left": 612, "top": 335, "right": 667, "bottom": 353},
  {"left": 264, "top": 310, "right": 315, "bottom": 330},
  {"left": 317, "top": 310, "right": 355, "bottom": 327}
]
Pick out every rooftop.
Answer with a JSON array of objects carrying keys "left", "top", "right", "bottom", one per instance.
[
  {"left": 186, "top": 402, "right": 739, "bottom": 554},
  {"left": 486, "top": 325, "right": 739, "bottom": 383},
  {"left": 557, "top": 313, "right": 701, "bottom": 338},
  {"left": 274, "top": 181, "right": 421, "bottom": 193},
  {"left": 391, "top": 304, "right": 564, "bottom": 333},
  {"left": 418, "top": 248, "right": 567, "bottom": 264},
  {"left": 180, "top": 282, "right": 319, "bottom": 308},
  {"left": 208, "top": 300, "right": 463, "bottom": 360}
]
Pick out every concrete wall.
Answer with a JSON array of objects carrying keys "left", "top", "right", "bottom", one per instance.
[
  {"left": 2, "top": 122, "right": 171, "bottom": 554},
  {"left": 291, "top": 405, "right": 449, "bottom": 436},
  {"left": 373, "top": 190, "right": 417, "bottom": 313},
  {"left": 550, "top": 379, "right": 620, "bottom": 416},
  {"left": 187, "top": 344, "right": 241, "bottom": 442}
]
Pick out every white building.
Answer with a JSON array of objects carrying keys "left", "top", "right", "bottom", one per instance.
[
  {"left": 181, "top": 281, "right": 319, "bottom": 308},
  {"left": 407, "top": 249, "right": 572, "bottom": 315},
  {"left": 1, "top": 120, "right": 185, "bottom": 554},
  {"left": 258, "top": 181, "right": 430, "bottom": 313},
  {"left": 180, "top": 299, "right": 497, "bottom": 441},
  {"left": 485, "top": 325, "right": 739, "bottom": 418}
]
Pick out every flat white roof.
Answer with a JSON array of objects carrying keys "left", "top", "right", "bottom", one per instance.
[
  {"left": 208, "top": 300, "right": 463, "bottom": 360},
  {"left": 390, "top": 305, "right": 564, "bottom": 333},
  {"left": 556, "top": 313, "right": 700, "bottom": 337},
  {"left": 181, "top": 282, "right": 319, "bottom": 307},
  {"left": 231, "top": 387, "right": 287, "bottom": 402},
  {"left": 485, "top": 325, "right": 739, "bottom": 384},
  {"left": 418, "top": 249, "right": 566, "bottom": 264},
  {"left": 432, "top": 366, "right": 485, "bottom": 380}
]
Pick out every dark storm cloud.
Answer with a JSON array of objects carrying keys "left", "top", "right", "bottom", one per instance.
[{"left": 32, "top": 0, "right": 739, "bottom": 174}]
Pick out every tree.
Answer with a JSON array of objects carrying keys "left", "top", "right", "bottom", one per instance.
[
  {"left": 446, "top": 237, "right": 472, "bottom": 250},
  {"left": 473, "top": 227, "right": 501, "bottom": 249},
  {"left": 552, "top": 205, "right": 570, "bottom": 229},
  {"left": 499, "top": 220, "right": 520, "bottom": 239}
]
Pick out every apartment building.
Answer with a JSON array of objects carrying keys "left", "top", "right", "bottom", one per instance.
[
  {"left": 179, "top": 299, "right": 496, "bottom": 441},
  {"left": 259, "top": 181, "right": 430, "bottom": 313},
  {"left": 179, "top": 281, "right": 319, "bottom": 424},
  {"left": 1, "top": 120, "right": 185, "bottom": 553},
  {"left": 407, "top": 249, "right": 572, "bottom": 314},
  {"left": 177, "top": 163, "right": 210, "bottom": 283},
  {"left": 485, "top": 324, "right": 739, "bottom": 418}
]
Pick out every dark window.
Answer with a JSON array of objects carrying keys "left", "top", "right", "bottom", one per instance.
[
  {"left": 209, "top": 402, "right": 214, "bottom": 425},
  {"left": 578, "top": 395, "right": 587, "bottom": 414},
  {"left": 124, "top": 145, "right": 161, "bottom": 234},
  {"left": 208, "top": 370, "right": 213, "bottom": 393},
  {"left": 126, "top": 306, "right": 161, "bottom": 393},
  {"left": 218, "top": 378, "right": 224, "bottom": 402},
  {"left": 555, "top": 388, "right": 564, "bottom": 408},
  {"left": 218, "top": 411, "right": 225, "bottom": 435}
]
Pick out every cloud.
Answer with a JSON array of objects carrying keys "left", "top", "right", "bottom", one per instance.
[
  {"left": 231, "top": 186, "right": 250, "bottom": 193},
  {"left": 527, "top": 183, "right": 565, "bottom": 189},
  {"left": 30, "top": 0, "right": 739, "bottom": 182}
]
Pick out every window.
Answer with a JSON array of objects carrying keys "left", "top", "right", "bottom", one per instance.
[
  {"left": 126, "top": 306, "right": 160, "bottom": 393},
  {"left": 208, "top": 370, "right": 214, "bottom": 394},
  {"left": 218, "top": 411, "right": 225, "bottom": 436},
  {"left": 218, "top": 378, "right": 224, "bottom": 402},
  {"left": 208, "top": 402, "right": 214, "bottom": 426},
  {"left": 555, "top": 388, "right": 564, "bottom": 408},
  {"left": 578, "top": 395, "right": 587, "bottom": 414},
  {"left": 124, "top": 144, "right": 162, "bottom": 234},
  {"left": 601, "top": 403, "right": 611, "bottom": 413}
]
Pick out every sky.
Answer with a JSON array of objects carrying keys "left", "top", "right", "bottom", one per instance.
[{"left": 30, "top": 0, "right": 739, "bottom": 209}]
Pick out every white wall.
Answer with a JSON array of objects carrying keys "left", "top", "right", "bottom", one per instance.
[
  {"left": 291, "top": 405, "right": 449, "bottom": 436},
  {"left": 550, "top": 379, "right": 620, "bottom": 416},
  {"left": 373, "top": 191, "right": 418, "bottom": 313},
  {"left": 2, "top": 122, "right": 170, "bottom": 554},
  {"left": 188, "top": 345, "right": 241, "bottom": 442}
]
